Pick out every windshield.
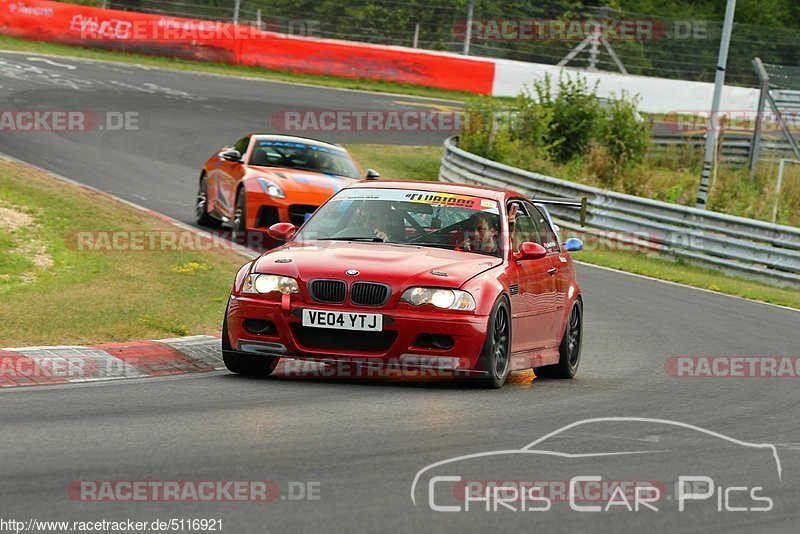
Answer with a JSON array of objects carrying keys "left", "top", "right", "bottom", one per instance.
[
  {"left": 295, "top": 188, "right": 503, "bottom": 257},
  {"left": 248, "top": 139, "right": 361, "bottom": 178}
]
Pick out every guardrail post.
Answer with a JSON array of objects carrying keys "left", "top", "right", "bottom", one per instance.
[
  {"left": 696, "top": 0, "right": 737, "bottom": 209},
  {"left": 462, "top": 0, "right": 477, "bottom": 55},
  {"left": 750, "top": 58, "right": 769, "bottom": 177},
  {"left": 232, "top": 0, "right": 241, "bottom": 25}
]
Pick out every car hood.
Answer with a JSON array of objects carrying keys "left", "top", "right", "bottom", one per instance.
[
  {"left": 245, "top": 166, "right": 357, "bottom": 197},
  {"left": 252, "top": 241, "right": 502, "bottom": 288}
]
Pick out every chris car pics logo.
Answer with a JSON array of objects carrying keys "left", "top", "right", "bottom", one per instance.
[{"left": 411, "top": 417, "right": 781, "bottom": 513}]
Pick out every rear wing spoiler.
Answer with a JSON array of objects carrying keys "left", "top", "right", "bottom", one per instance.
[{"left": 531, "top": 196, "right": 588, "bottom": 227}]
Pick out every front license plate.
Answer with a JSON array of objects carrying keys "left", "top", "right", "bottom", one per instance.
[{"left": 302, "top": 309, "right": 383, "bottom": 331}]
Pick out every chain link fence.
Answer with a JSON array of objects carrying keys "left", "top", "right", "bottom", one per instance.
[{"left": 96, "top": 0, "right": 800, "bottom": 87}]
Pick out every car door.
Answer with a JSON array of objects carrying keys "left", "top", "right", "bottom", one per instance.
[
  {"left": 527, "top": 201, "right": 568, "bottom": 347},
  {"left": 506, "top": 200, "right": 556, "bottom": 354},
  {"left": 210, "top": 135, "right": 250, "bottom": 220}
]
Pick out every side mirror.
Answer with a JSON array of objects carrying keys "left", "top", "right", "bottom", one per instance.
[
  {"left": 365, "top": 168, "right": 380, "bottom": 180},
  {"left": 268, "top": 222, "right": 298, "bottom": 241},
  {"left": 221, "top": 148, "right": 242, "bottom": 162},
  {"left": 515, "top": 242, "right": 547, "bottom": 261},
  {"left": 564, "top": 237, "right": 583, "bottom": 252}
]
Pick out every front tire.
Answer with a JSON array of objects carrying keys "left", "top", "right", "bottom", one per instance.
[
  {"left": 231, "top": 190, "right": 247, "bottom": 244},
  {"left": 222, "top": 311, "right": 278, "bottom": 377},
  {"left": 195, "top": 174, "right": 221, "bottom": 227},
  {"left": 537, "top": 298, "right": 582, "bottom": 379},
  {"left": 474, "top": 298, "right": 511, "bottom": 389}
]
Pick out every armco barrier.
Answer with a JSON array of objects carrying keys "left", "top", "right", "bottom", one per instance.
[
  {"left": 0, "top": 0, "right": 495, "bottom": 94},
  {"left": 440, "top": 137, "right": 800, "bottom": 289}
]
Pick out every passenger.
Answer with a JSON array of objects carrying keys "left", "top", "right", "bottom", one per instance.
[{"left": 461, "top": 212, "right": 499, "bottom": 253}]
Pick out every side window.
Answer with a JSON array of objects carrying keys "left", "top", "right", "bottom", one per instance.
[
  {"left": 507, "top": 201, "right": 540, "bottom": 251},
  {"left": 527, "top": 203, "right": 560, "bottom": 254},
  {"left": 234, "top": 136, "right": 250, "bottom": 156}
]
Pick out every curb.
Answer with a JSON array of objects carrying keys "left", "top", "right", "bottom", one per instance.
[
  {"left": 0, "top": 336, "right": 539, "bottom": 388},
  {"left": 0, "top": 336, "right": 223, "bottom": 388}
]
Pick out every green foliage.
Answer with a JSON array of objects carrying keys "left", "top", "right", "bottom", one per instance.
[
  {"left": 458, "top": 75, "right": 798, "bottom": 227},
  {"left": 598, "top": 92, "right": 650, "bottom": 174},
  {"left": 659, "top": 184, "right": 685, "bottom": 204},
  {"left": 458, "top": 96, "right": 521, "bottom": 164},
  {"left": 460, "top": 73, "right": 647, "bottom": 181},
  {"left": 511, "top": 89, "right": 555, "bottom": 159},
  {"left": 533, "top": 74, "right": 603, "bottom": 163}
]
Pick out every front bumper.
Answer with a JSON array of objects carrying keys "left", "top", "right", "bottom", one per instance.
[
  {"left": 226, "top": 295, "right": 490, "bottom": 373},
  {"left": 244, "top": 190, "right": 323, "bottom": 229}
]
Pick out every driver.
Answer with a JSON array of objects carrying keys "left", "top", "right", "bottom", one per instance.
[
  {"left": 313, "top": 152, "right": 334, "bottom": 173},
  {"left": 460, "top": 213, "right": 499, "bottom": 253},
  {"left": 359, "top": 204, "right": 391, "bottom": 241}
]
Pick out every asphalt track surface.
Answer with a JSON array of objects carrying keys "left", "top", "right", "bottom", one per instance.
[{"left": 1, "top": 51, "right": 799, "bottom": 533}]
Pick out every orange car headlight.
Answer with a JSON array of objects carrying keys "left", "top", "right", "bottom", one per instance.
[{"left": 256, "top": 178, "right": 286, "bottom": 199}]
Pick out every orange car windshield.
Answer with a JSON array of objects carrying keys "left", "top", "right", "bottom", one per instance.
[{"left": 249, "top": 140, "right": 360, "bottom": 178}]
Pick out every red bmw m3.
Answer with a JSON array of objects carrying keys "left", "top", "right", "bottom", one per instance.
[{"left": 222, "top": 180, "right": 586, "bottom": 388}]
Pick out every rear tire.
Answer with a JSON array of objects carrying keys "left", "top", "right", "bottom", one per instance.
[
  {"left": 195, "top": 174, "right": 221, "bottom": 227},
  {"left": 222, "top": 311, "right": 278, "bottom": 377},
  {"left": 536, "top": 298, "right": 582, "bottom": 379},
  {"left": 474, "top": 298, "right": 511, "bottom": 389}
]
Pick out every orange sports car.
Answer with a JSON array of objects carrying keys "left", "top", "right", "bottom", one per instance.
[{"left": 195, "top": 134, "right": 379, "bottom": 244}]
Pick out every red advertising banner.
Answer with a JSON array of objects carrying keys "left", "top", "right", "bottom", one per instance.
[{"left": 0, "top": 0, "right": 495, "bottom": 93}]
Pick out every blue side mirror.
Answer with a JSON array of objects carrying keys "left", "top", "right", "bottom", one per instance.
[{"left": 564, "top": 238, "right": 583, "bottom": 252}]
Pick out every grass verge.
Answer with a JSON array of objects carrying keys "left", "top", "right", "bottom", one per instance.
[
  {"left": 344, "top": 145, "right": 442, "bottom": 181},
  {"left": 0, "top": 35, "right": 471, "bottom": 102},
  {"left": 0, "top": 159, "right": 248, "bottom": 346}
]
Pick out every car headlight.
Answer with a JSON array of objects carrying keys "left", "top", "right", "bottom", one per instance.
[
  {"left": 256, "top": 178, "right": 286, "bottom": 199},
  {"left": 242, "top": 274, "right": 299, "bottom": 295},
  {"left": 400, "top": 287, "right": 476, "bottom": 310}
]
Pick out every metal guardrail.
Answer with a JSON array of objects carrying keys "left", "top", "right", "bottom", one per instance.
[{"left": 439, "top": 136, "right": 800, "bottom": 288}]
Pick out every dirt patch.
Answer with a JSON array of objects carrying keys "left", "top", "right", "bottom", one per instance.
[
  {"left": 0, "top": 205, "right": 33, "bottom": 232},
  {"left": 30, "top": 245, "right": 54, "bottom": 269},
  {"left": 0, "top": 204, "right": 53, "bottom": 276}
]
